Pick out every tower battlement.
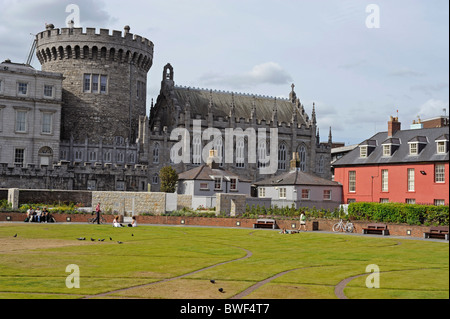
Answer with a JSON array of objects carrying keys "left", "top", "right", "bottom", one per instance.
[{"left": 36, "top": 26, "right": 153, "bottom": 72}]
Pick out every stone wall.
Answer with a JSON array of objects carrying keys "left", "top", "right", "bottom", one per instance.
[
  {"left": 92, "top": 191, "right": 166, "bottom": 215},
  {"left": 216, "top": 194, "right": 247, "bottom": 216}
]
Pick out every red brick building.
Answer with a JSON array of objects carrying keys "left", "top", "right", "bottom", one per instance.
[{"left": 333, "top": 117, "right": 449, "bottom": 205}]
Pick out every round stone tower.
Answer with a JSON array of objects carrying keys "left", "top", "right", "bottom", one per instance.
[{"left": 35, "top": 25, "right": 153, "bottom": 143}]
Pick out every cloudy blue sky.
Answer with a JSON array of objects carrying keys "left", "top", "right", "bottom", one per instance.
[{"left": 0, "top": 0, "right": 448, "bottom": 145}]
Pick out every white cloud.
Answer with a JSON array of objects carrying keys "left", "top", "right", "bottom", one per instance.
[
  {"left": 388, "top": 67, "right": 425, "bottom": 77},
  {"left": 199, "top": 62, "right": 293, "bottom": 89},
  {"left": 417, "top": 99, "right": 449, "bottom": 119}
]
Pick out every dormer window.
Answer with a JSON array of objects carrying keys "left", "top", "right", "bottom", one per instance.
[
  {"left": 409, "top": 143, "right": 418, "bottom": 155},
  {"left": 359, "top": 139, "right": 377, "bottom": 158},
  {"left": 435, "top": 134, "right": 449, "bottom": 154},
  {"left": 408, "top": 136, "right": 427, "bottom": 156},
  {"left": 382, "top": 138, "right": 400, "bottom": 157},
  {"left": 360, "top": 146, "right": 368, "bottom": 158},
  {"left": 383, "top": 145, "right": 391, "bottom": 157}
]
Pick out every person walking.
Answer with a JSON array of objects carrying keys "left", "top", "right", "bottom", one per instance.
[
  {"left": 93, "top": 202, "right": 101, "bottom": 224},
  {"left": 299, "top": 212, "right": 307, "bottom": 231}
]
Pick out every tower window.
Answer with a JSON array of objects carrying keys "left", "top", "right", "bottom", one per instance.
[{"left": 84, "top": 74, "right": 108, "bottom": 93}]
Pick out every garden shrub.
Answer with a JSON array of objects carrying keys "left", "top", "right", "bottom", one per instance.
[{"left": 348, "top": 202, "right": 448, "bottom": 226}]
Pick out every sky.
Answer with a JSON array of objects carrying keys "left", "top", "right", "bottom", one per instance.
[{"left": 0, "top": 0, "right": 448, "bottom": 145}]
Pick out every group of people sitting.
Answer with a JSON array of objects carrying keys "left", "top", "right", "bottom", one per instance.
[
  {"left": 25, "top": 207, "right": 54, "bottom": 223},
  {"left": 113, "top": 215, "right": 137, "bottom": 228}
]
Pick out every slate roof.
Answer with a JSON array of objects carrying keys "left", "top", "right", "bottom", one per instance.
[
  {"left": 178, "top": 164, "right": 252, "bottom": 182},
  {"left": 253, "top": 169, "right": 341, "bottom": 187},
  {"left": 172, "top": 86, "right": 309, "bottom": 125},
  {"left": 333, "top": 127, "right": 449, "bottom": 167}
]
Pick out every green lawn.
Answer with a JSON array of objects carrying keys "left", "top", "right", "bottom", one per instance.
[{"left": 0, "top": 223, "right": 448, "bottom": 299}]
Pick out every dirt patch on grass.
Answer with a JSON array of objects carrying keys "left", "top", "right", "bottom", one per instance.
[{"left": 0, "top": 238, "right": 91, "bottom": 253}]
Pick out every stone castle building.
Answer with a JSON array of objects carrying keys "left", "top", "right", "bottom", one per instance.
[
  {"left": 0, "top": 24, "right": 332, "bottom": 192},
  {"left": 147, "top": 63, "right": 332, "bottom": 191}
]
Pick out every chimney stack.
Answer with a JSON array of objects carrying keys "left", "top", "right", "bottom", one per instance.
[
  {"left": 290, "top": 152, "right": 300, "bottom": 171},
  {"left": 388, "top": 116, "right": 401, "bottom": 137},
  {"left": 206, "top": 149, "right": 220, "bottom": 169}
]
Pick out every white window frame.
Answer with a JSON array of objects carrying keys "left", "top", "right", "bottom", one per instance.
[
  {"left": 214, "top": 177, "right": 223, "bottom": 191},
  {"left": 409, "top": 143, "right": 418, "bottom": 155},
  {"left": 15, "top": 110, "right": 27, "bottom": 133},
  {"left": 323, "top": 189, "right": 332, "bottom": 200},
  {"left": 229, "top": 178, "right": 238, "bottom": 191},
  {"left": 381, "top": 169, "right": 389, "bottom": 192},
  {"left": 435, "top": 164, "right": 445, "bottom": 183},
  {"left": 360, "top": 146, "right": 368, "bottom": 158},
  {"left": 43, "top": 85, "right": 54, "bottom": 98},
  {"left": 17, "top": 82, "right": 28, "bottom": 96},
  {"left": 407, "top": 168, "right": 415, "bottom": 192},
  {"left": 41, "top": 112, "right": 53, "bottom": 134},
  {"left": 437, "top": 141, "right": 447, "bottom": 154},
  {"left": 279, "top": 187, "right": 287, "bottom": 199},
  {"left": 349, "top": 171, "right": 356, "bottom": 193},
  {"left": 301, "top": 189, "right": 310, "bottom": 200},
  {"left": 258, "top": 187, "right": 266, "bottom": 198},
  {"left": 14, "top": 148, "right": 25, "bottom": 167}
]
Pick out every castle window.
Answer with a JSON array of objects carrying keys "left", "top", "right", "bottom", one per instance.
[
  {"left": 137, "top": 80, "right": 145, "bottom": 100},
  {"left": 89, "top": 151, "right": 97, "bottom": 162},
  {"left": 83, "top": 74, "right": 91, "bottom": 92},
  {"left": 317, "top": 155, "right": 325, "bottom": 174},
  {"left": 92, "top": 75, "right": 99, "bottom": 93},
  {"left": 299, "top": 145, "right": 307, "bottom": 172},
  {"left": 75, "top": 151, "right": 83, "bottom": 161},
  {"left": 103, "top": 151, "right": 111, "bottom": 163},
  {"left": 236, "top": 138, "right": 245, "bottom": 168},
  {"left": 278, "top": 144, "right": 287, "bottom": 171},
  {"left": 129, "top": 153, "right": 135, "bottom": 163},
  {"left": 214, "top": 137, "right": 224, "bottom": 167},
  {"left": 258, "top": 140, "right": 267, "bottom": 168},
  {"left": 153, "top": 143, "right": 159, "bottom": 164},
  {"left": 193, "top": 135, "right": 201, "bottom": 165},
  {"left": 117, "top": 152, "right": 124, "bottom": 163},
  {"left": 84, "top": 74, "right": 108, "bottom": 93},
  {"left": 152, "top": 173, "right": 159, "bottom": 185}
]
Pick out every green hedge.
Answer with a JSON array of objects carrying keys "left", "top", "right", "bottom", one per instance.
[{"left": 348, "top": 202, "right": 449, "bottom": 226}]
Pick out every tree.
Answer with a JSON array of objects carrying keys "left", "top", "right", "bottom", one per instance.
[{"left": 159, "top": 166, "right": 178, "bottom": 193}]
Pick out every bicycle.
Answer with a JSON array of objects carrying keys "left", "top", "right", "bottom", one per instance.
[
  {"left": 87, "top": 213, "right": 106, "bottom": 224},
  {"left": 332, "top": 219, "right": 354, "bottom": 233}
]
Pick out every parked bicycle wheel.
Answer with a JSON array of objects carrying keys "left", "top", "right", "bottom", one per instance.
[
  {"left": 346, "top": 223, "right": 354, "bottom": 233},
  {"left": 332, "top": 223, "right": 342, "bottom": 232}
]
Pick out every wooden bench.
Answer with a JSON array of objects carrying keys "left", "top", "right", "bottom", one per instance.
[
  {"left": 423, "top": 226, "right": 449, "bottom": 241},
  {"left": 253, "top": 219, "right": 277, "bottom": 229},
  {"left": 362, "top": 223, "right": 389, "bottom": 236}
]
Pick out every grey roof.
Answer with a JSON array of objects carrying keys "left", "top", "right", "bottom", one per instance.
[
  {"left": 172, "top": 87, "right": 309, "bottom": 125},
  {"left": 254, "top": 169, "right": 340, "bottom": 187},
  {"left": 178, "top": 164, "right": 252, "bottom": 182},
  {"left": 333, "top": 127, "right": 449, "bottom": 167}
]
